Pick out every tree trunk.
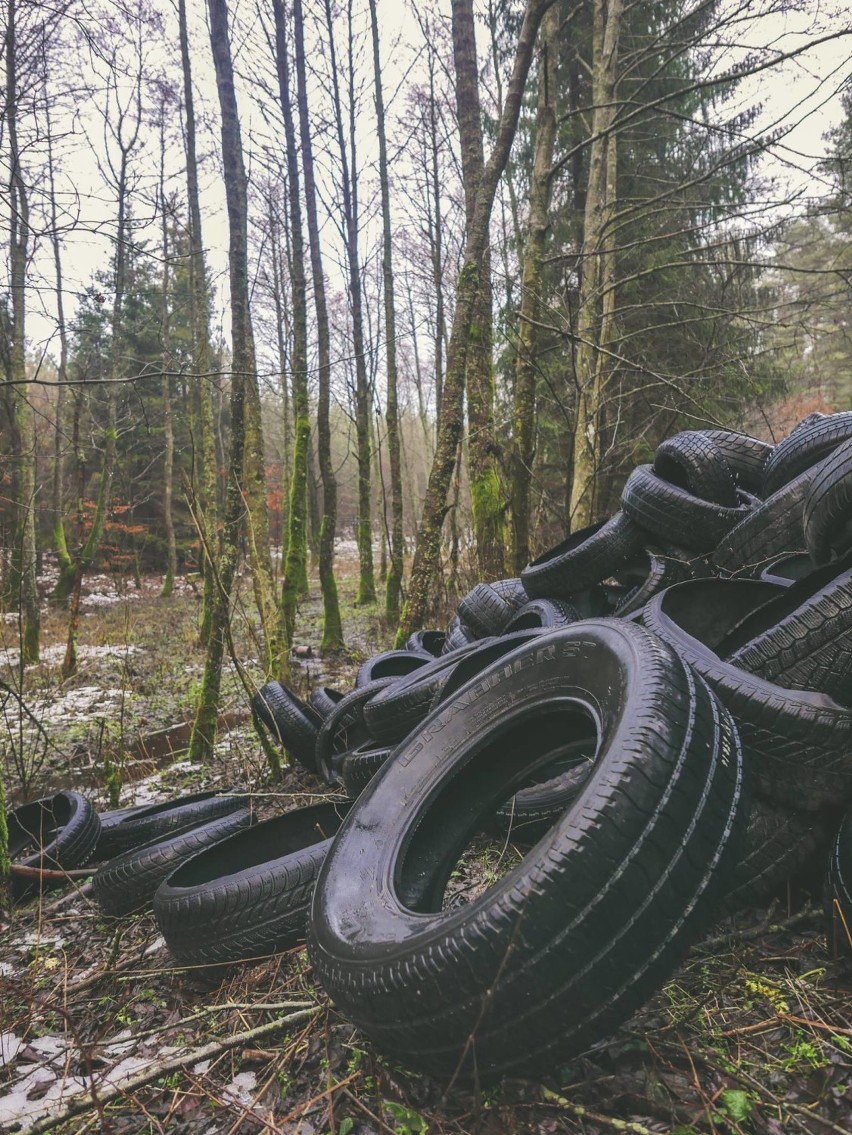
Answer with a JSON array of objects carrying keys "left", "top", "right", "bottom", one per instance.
[
  {"left": 178, "top": 0, "right": 219, "bottom": 647},
  {"left": 324, "top": 0, "right": 375, "bottom": 605},
  {"left": 427, "top": 49, "right": 446, "bottom": 425},
  {"left": 396, "top": 0, "right": 556, "bottom": 644},
  {"left": 272, "top": 0, "right": 310, "bottom": 661},
  {"left": 4, "top": 0, "right": 39, "bottom": 662},
  {"left": 451, "top": 0, "right": 505, "bottom": 581},
  {"left": 509, "top": 3, "right": 559, "bottom": 573},
  {"left": 267, "top": 193, "right": 291, "bottom": 545},
  {"left": 293, "top": 0, "right": 343, "bottom": 651},
  {"left": 368, "top": 0, "right": 404, "bottom": 626},
  {"left": 191, "top": 0, "right": 262, "bottom": 760},
  {"left": 159, "top": 122, "right": 177, "bottom": 598},
  {"left": 568, "top": 0, "right": 623, "bottom": 529}
]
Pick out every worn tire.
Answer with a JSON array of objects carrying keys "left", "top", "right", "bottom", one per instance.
[
  {"left": 622, "top": 465, "right": 753, "bottom": 551},
  {"left": 490, "top": 578, "right": 529, "bottom": 610},
  {"left": 314, "top": 678, "right": 397, "bottom": 784},
  {"left": 762, "top": 413, "right": 852, "bottom": 497},
  {"left": 442, "top": 615, "right": 478, "bottom": 653},
  {"left": 93, "top": 808, "right": 255, "bottom": 916},
  {"left": 95, "top": 790, "right": 248, "bottom": 859},
  {"left": 803, "top": 436, "right": 852, "bottom": 564},
  {"left": 309, "top": 687, "right": 345, "bottom": 720},
  {"left": 521, "top": 513, "right": 644, "bottom": 599},
  {"left": 697, "top": 430, "right": 772, "bottom": 494},
  {"left": 363, "top": 631, "right": 543, "bottom": 745},
  {"left": 339, "top": 743, "right": 394, "bottom": 799},
  {"left": 405, "top": 630, "right": 446, "bottom": 657},
  {"left": 712, "top": 465, "right": 818, "bottom": 577},
  {"left": 759, "top": 553, "right": 817, "bottom": 588},
  {"left": 154, "top": 801, "right": 350, "bottom": 969},
  {"left": 356, "top": 650, "right": 432, "bottom": 688},
  {"left": 504, "top": 598, "right": 581, "bottom": 632},
  {"left": 643, "top": 581, "right": 852, "bottom": 810},
  {"left": 457, "top": 584, "right": 514, "bottom": 637},
  {"left": 724, "top": 801, "right": 831, "bottom": 914},
  {"left": 9, "top": 792, "right": 101, "bottom": 901},
  {"left": 310, "top": 621, "right": 745, "bottom": 1082},
  {"left": 606, "top": 548, "right": 695, "bottom": 617},
  {"left": 653, "top": 432, "right": 738, "bottom": 506},
  {"left": 252, "top": 681, "right": 323, "bottom": 772}
]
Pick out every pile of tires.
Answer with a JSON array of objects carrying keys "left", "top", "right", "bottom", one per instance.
[{"left": 8, "top": 412, "right": 852, "bottom": 1084}]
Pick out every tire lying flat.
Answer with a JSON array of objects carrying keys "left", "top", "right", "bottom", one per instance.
[
  {"left": 95, "top": 790, "right": 248, "bottom": 859},
  {"left": 309, "top": 621, "right": 746, "bottom": 1081},
  {"left": 8, "top": 791, "right": 100, "bottom": 901}
]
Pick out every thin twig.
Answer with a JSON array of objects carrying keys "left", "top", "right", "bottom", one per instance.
[{"left": 540, "top": 1088, "right": 659, "bottom": 1134}]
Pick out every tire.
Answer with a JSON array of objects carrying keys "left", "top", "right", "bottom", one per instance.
[
  {"left": 363, "top": 631, "right": 544, "bottom": 745},
  {"left": 93, "top": 808, "right": 255, "bottom": 917},
  {"left": 489, "top": 578, "right": 528, "bottom": 611},
  {"left": 712, "top": 465, "right": 818, "bottom": 577},
  {"left": 643, "top": 581, "right": 852, "bottom": 811},
  {"left": 761, "top": 412, "right": 852, "bottom": 497},
  {"left": 724, "top": 801, "right": 831, "bottom": 914},
  {"left": 697, "top": 430, "right": 773, "bottom": 494},
  {"left": 314, "top": 678, "right": 398, "bottom": 784},
  {"left": 759, "top": 553, "right": 817, "bottom": 588},
  {"left": 727, "top": 561, "right": 852, "bottom": 702},
  {"left": 622, "top": 465, "right": 753, "bottom": 551},
  {"left": 442, "top": 615, "right": 478, "bottom": 653},
  {"left": 252, "top": 681, "right": 323, "bottom": 772},
  {"left": 521, "top": 512, "right": 644, "bottom": 599},
  {"left": 457, "top": 584, "right": 514, "bottom": 637},
  {"left": 405, "top": 630, "right": 446, "bottom": 657},
  {"left": 309, "top": 621, "right": 745, "bottom": 1082},
  {"left": 355, "top": 650, "right": 432, "bottom": 688},
  {"left": 309, "top": 687, "right": 345, "bottom": 720},
  {"left": 605, "top": 548, "right": 695, "bottom": 617},
  {"left": 95, "top": 790, "right": 249, "bottom": 859},
  {"left": 653, "top": 432, "right": 738, "bottom": 506},
  {"left": 804, "top": 437, "right": 852, "bottom": 564},
  {"left": 504, "top": 598, "right": 581, "bottom": 632},
  {"left": 154, "top": 801, "right": 351, "bottom": 969},
  {"left": 339, "top": 743, "right": 394, "bottom": 799},
  {"left": 8, "top": 792, "right": 101, "bottom": 901},
  {"left": 826, "top": 808, "right": 852, "bottom": 957}
]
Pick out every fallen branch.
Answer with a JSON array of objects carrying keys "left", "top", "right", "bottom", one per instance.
[
  {"left": 540, "top": 1088, "right": 658, "bottom": 1135},
  {"left": 694, "top": 907, "right": 820, "bottom": 953},
  {"left": 17, "top": 1006, "right": 320, "bottom": 1135},
  {"left": 11, "top": 863, "right": 94, "bottom": 881}
]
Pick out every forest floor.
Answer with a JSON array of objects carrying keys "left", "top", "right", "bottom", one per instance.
[{"left": 2, "top": 548, "right": 852, "bottom": 1134}]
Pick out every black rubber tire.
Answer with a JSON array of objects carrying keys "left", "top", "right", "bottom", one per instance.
[
  {"left": 803, "top": 436, "right": 852, "bottom": 564},
  {"left": 363, "top": 631, "right": 543, "bottom": 745},
  {"left": 252, "top": 681, "right": 323, "bottom": 772},
  {"left": 95, "top": 790, "right": 248, "bottom": 859},
  {"left": 339, "top": 743, "right": 394, "bottom": 799},
  {"left": 94, "top": 804, "right": 155, "bottom": 859},
  {"left": 9, "top": 792, "right": 101, "bottom": 901},
  {"left": 606, "top": 548, "right": 695, "bottom": 617},
  {"left": 727, "top": 562, "right": 852, "bottom": 703},
  {"left": 154, "top": 801, "right": 351, "bottom": 969},
  {"left": 759, "top": 553, "right": 817, "bottom": 587},
  {"left": 504, "top": 598, "right": 581, "bottom": 632},
  {"left": 712, "top": 464, "right": 818, "bottom": 577},
  {"left": 308, "top": 687, "right": 345, "bottom": 720},
  {"left": 93, "top": 808, "right": 255, "bottom": 917},
  {"left": 724, "top": 801, "right": 831, "bottom": 914},
  {"left": 643, "top": 581, "right": 852, "bottom": 811},
  {"left": 825, "top": 808, "right": 852, "bottom": 957},
  {"left": 761, "top": 413, "right": 852, "bottom": 497},
  {"left": 696, "top": 430, "right": 772, "bottom": 494},
  {"left": 521, "top": 512, "right": 644, "bottom": 599},
  {"left": 489, "top": 578, "right": 529, "bottom": 610},
  {"left": 442, "top": 615, "right": 479, "bottom": 653},
  {"left": 405, "top": 630, "right": 446, "bottom": 657},
  {"left": 457, "top": 584, "right": 514, "bottom": 637},
  {"left": 314, "top": 678, "right": 398, "bottom": 784},
  {"left": 355, "top": 650, "right": 432, "bottom": 688},
  {"left": 622, "top": 465, "right": 753, "bottom": 551},
  {"left": 653, "top": 432, "right": 738, "bottom": 506},
  {"left": 309, "top": 620, "right": 746, "bottom": 1082}
]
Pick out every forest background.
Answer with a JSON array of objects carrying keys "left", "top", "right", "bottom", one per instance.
[{"left": 2, "top": 0, "right": 852, "bottom": 766}]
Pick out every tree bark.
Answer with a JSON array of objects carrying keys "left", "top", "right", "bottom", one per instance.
[
  {"left": 4, "top": 0, "right": 39, "bottom": 663},
  {"left": 272, "top": 0, "right": 310, "bottom": 661},
  {"left": 367, "top": 0, "right": 404, "bottom": 626},
  {"left": 396, "top": 0, "right": 556, "bottom": 644},
  {"left": 451, "top": 0, "right": 505, "bottom": 581},
  {"left": 159, "top": 119, "right": 177, "bottom": 598},
  {"left": 509, "top": 2, "right": 559, "bottom": 572},
  {"left": 324, "top": 0, "right": 375, "bottom": 605},
  {"left": 293, "top": 0, "right": 343, "bottom": 651},
  {"left": 568, "top": 0, "right": 623, "bottom": 529}
]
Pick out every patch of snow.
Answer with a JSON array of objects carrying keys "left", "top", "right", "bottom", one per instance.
[
  {"left": 17, "top": 932, "right": 65, "bottom": 949},
  {"left": 0, "top": 1033, "right": 23, "bottom": 1067},
  {"left": 0, "top": 962, "right": 14, "bottom": 977},
  {"left": 193, "top": 1059, "right": 212, "bottom": 1075},
  {"left": 222, "top": 1070, "right": 258, "bottom": 1108},
  {"left": 26, "top": 1036, "right": 67, "bottom": 1060},
  {"left": 142, "top": 935, "right": 165, "bottom": 958}
]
